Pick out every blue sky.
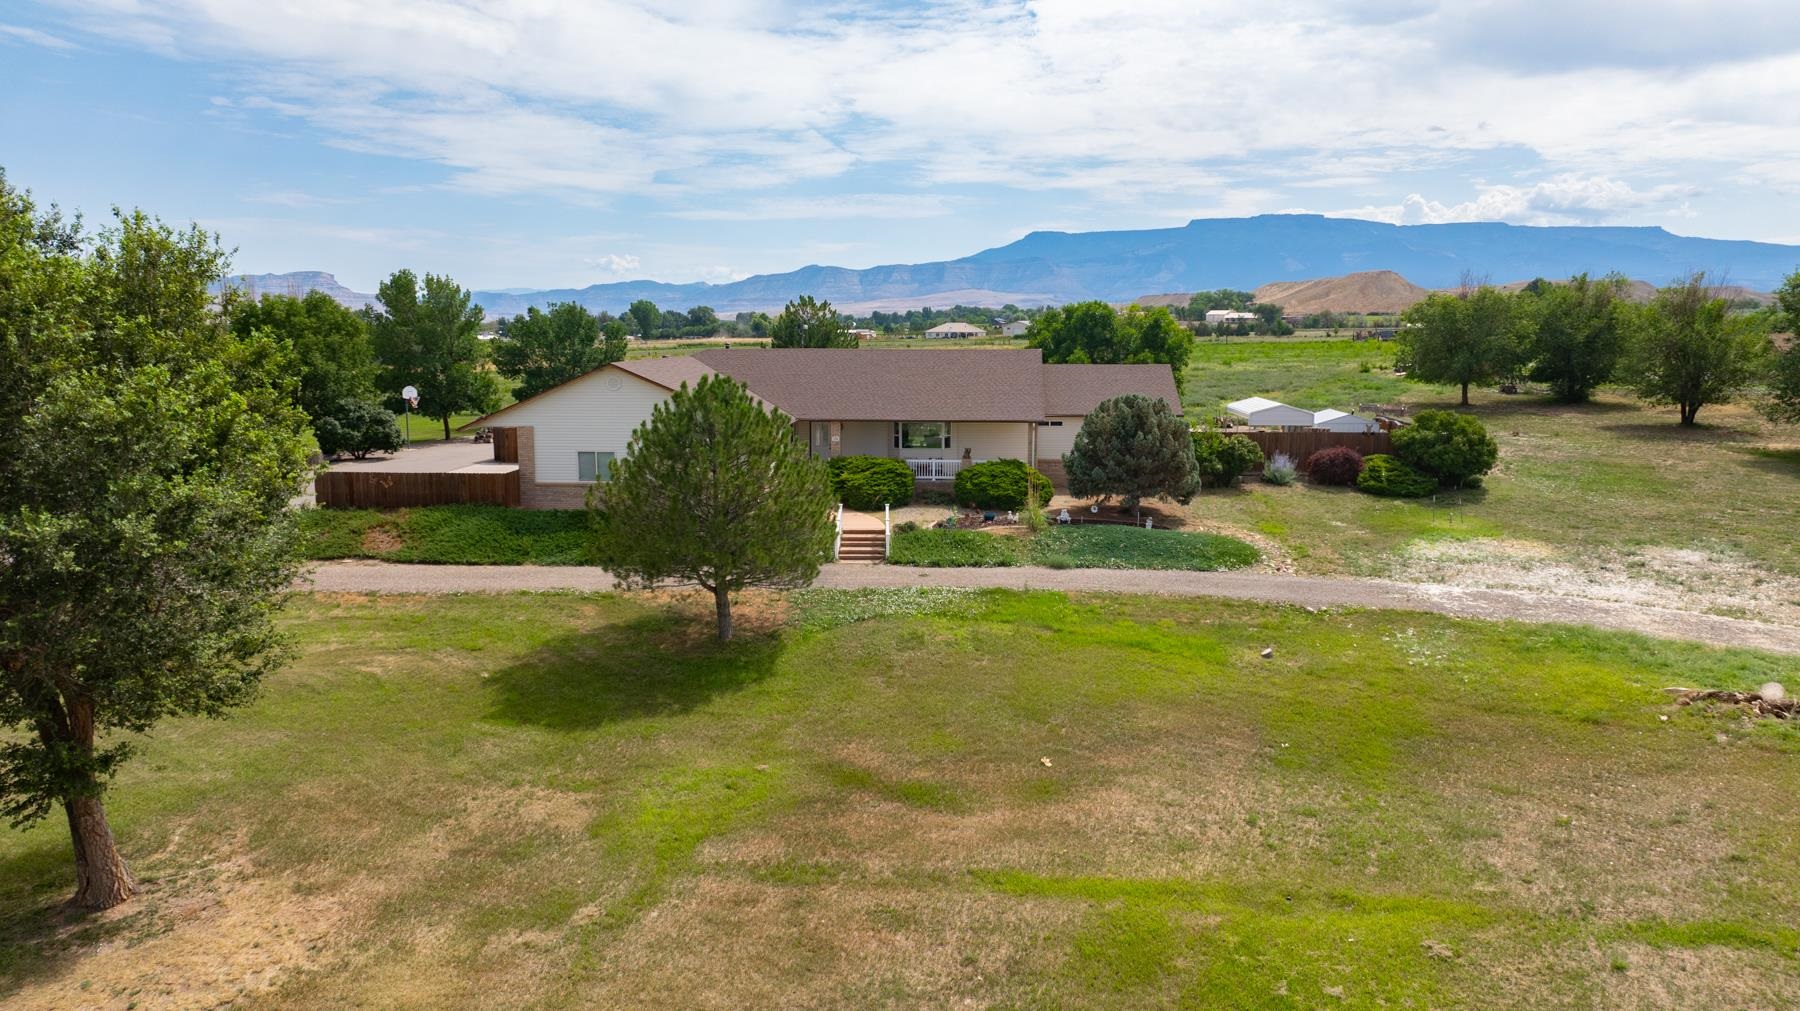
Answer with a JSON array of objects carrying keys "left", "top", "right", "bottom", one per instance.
[{"left": 6, "top": 1, "right": 1800, "bottom": 292}]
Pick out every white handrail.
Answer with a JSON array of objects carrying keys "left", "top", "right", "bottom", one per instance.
[
  {"left": 884, "top": 502, "right": 891, "bottom": 559},
  {"left": 833, "top": 503, "right": 844, "bottom": 561}
]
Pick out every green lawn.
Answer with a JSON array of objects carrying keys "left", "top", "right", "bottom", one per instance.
[
  {"left": 299, "top": 505, "right": 594, "bottom": 564},
  {"left": 2, "top": 591, "right": 1796, "bottom": 1007},
  {"left": 888, "top": 524, "right": 1261, "bottom": 571},
  {"left": 396, "top": 410, "right": 486, "bottom": 443}
]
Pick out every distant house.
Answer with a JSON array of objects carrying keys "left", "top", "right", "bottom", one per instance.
[
  {"left": 1204, "top": 309, "right": 1259, "bottom": 327},
  {"left": 464, "top": 349, "right": 1177, "bottom": 507},
  {"left": 923, "top": 321, "right": 986, "bottom": 339},
  {"left": 847, "top": 328, "right": 878, "bottom": 341},
  {"left": 1000, "top": 320, "right": 1031, "bottom": 338}
]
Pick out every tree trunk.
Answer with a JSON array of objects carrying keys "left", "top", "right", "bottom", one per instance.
[
  {"left": 1680, "top": 401, "right": 1700, "bottom": 426},
  {"left": 56, "top": 693, "right": 136, "bottom": 909},
  {"left": 64, "top": 795, "right": 136, "bottom": 909},
  {"left": 713, "top": 585, "right": 734, "bottom": 642},
  {"left": 1460, "top": 381, "right": 1470, "bottom": 406},
  {"left": 442, "top": 414, "right": 452, "bottom": 441}
]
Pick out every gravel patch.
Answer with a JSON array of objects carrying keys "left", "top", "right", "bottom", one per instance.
[{"left": 301, "top": 561, "right": 1800, "bottom": 654}]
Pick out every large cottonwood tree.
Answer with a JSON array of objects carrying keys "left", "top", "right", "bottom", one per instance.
[
  {"left": 0, "top": 175, "right": 310, "bottom": 909},
  {"left": 1399, "top": 287, "right": 1526, "bottom": 405},
  {"left": 366, "top": 269, "right": 501, "bottom": 439},
  {"left": 1621, "top": 275, "right": 1770, "bottom": 426},
  {"left": 494, "top": 301, "right": 626, "bottom": 401}
]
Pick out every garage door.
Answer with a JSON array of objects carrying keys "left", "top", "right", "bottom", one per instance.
[{"left": 1035, "top": 417, "right": 1081, "bottom": 460}]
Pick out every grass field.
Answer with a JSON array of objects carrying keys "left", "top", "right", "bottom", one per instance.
[
  {"left": 1181, "top": 337, "right": 1416, "bottom": 422},
  {"left": 2, "top": 591, "right": 1796, "bottom": 1008}
]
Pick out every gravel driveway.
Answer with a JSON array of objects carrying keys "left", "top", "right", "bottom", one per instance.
[{"left": 301, "top": 561, "right": 1800, "bottom": 655}]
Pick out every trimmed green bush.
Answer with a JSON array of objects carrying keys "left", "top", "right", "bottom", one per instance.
[
  {"left": 1030, "top": 526, "right": 1259, "bottom": 571},
  {"left": 315, "top": 398, "right": 402, "bottom": 459},
  {"left": 1192, "top": 430, "right": 1265, "bottom": 487},
  {"left": 1392, "top": 410, "right": 1498, "bottom": 487},
  {"left": 826, "top": 455, "right": 915, "bottom": 510},
  {"left": 885, "top": 524, "right": 1260, "bottom": 571},
  {"left": 1304, "top": 446, "right": 1364, "bottom": 485},
  {"left": 888, "top": 528, "right": 1025, "bottom": 567},
  {"left": 954, "top": 459, "right": 1053, "bottom": 510},
  {"left": 1356, "top": 455, "right": 1438, "bottom": 498}
]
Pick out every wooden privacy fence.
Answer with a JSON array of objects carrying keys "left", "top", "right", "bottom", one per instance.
[
  {"left": 315, "top": 469, "right": 520, "bottom": 508},
  {"left": 1234, "top": 430, "right": 1392, "bottom": 471}
]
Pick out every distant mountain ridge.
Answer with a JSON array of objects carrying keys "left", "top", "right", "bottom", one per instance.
[
  {"left": 225, "top": 270, "right": 376, "bottom": 309},
  {"left": 233, "top": 214, "right": 1800, "bottom": 317}
]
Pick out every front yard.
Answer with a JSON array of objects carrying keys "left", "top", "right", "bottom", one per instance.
[{"left": 2, "top": 591, "right": 1796, "bottom": 1008}]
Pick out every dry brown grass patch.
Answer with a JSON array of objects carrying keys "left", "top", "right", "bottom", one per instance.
[{"left": 9, "top": 867, "right": 348, "bottom": 1011}]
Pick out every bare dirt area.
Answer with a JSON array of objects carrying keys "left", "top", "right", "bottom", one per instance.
[{"left": 1384, "top": 538, "right": 1800, "bottom": 627}]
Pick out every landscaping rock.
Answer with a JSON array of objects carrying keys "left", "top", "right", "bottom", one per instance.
[
  {"left": 1260, "top": 647, "right": 1274, "bottom": 658},
  {"left": 1760, "top": 681, "right": 1786, "bottom": 702}
]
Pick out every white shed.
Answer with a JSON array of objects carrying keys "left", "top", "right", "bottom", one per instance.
[
  {"left": 1311, "top": 409, "right": 1381, "bottom": 433},
  {"left": 924, "top": 322, "right": 986, "bottom": 339},
  {"left": 1225, "top": 396, "right": 1315, "bottom": 428}
]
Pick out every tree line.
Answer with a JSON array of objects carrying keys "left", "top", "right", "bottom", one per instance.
[{"left": 1398, "top": 272, "right": 1800, "bottom": 425}]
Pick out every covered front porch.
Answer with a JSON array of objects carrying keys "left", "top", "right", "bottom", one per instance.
[{"left": 801, "top": 419, "right": 1041, "bottom": 481}]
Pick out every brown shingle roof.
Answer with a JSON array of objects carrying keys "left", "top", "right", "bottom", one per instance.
[
  {"left": 469, "top": 348, "right": 1184, "bottom": 429},
  {"left": 1042, "top": 363, "right": 1180, "bottom": 416},
  {"left": 614, "top": 355, "right": 716, "bottom": 390},
  {"left": 693, "top": 348, "right": 1051, "bottom": 421}
]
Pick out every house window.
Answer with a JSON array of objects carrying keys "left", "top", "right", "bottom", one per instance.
[
  {"left": 577, "top": 451, "right": 615, "bottom": 482},
  {"left": 894, "top": 421, "right": 951, "bottom": 449},
  {"left": 1036, "top": 420, "right": 1063, "bottom": 427}
]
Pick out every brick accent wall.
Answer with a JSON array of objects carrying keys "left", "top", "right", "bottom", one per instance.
[
  {"left": 1035, "top": 457, "right": 1070, "bottom": 493},
  {"left": 514, "top": 425, "right": 596, "bottom": 510}
]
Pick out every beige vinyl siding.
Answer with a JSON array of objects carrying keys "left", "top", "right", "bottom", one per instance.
[
  {"left": 885, "top": 421, "right": 1029, "bottom": 462},
  {"left": 839, "top": 421, "right": 891, "bottom": 456},
  {"left": 490, "top": 366, "right": 672, "bottom": 482},
  {"left": 1035, "top": 416, "right": 1083, "bottom": 460}
]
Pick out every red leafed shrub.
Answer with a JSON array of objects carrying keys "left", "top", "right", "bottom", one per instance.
[{"left": 1304, "top": 446, "right": 1365, "bottom": 485}]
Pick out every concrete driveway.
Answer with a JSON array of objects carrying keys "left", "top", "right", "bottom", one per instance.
[{"left": 323, "top": 441, "right": 502, "bottom": 473}]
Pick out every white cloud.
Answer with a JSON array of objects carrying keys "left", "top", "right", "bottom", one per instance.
[
  {"left": 583, "top": 253, "right": 641, "bottom": 277},
  {"left": 0, "top": 22, "right": 77, "bottom": 49},
  {"left": 666, "top": 193, "right": 959, "bottom": 222},
  {"left": 27, "top": 0, "right": 1800, "bottom": 234},
  {"left": 1328, "top": 175, "right": 1700, "bottom": 226}
]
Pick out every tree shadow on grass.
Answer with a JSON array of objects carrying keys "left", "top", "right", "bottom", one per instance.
[
  {"left": 1596, "top": 420, "right": 1757, "bottom": 444},
  {"left": 0, "top": 842, "right": 150, "bottom": 1002},
  {"left": 1734, "top": 445, "right": 1800, "bottom": 478},
  {"left": 1432, "top": 395, "right": 1642, "bottom": 420},
  {"left": 481, "top": 610, "right": 787, "bottom": 732}
]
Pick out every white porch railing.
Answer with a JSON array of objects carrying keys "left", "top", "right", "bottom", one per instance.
[
  {"left": 884, "top": 503, "right": 891, "bottom": 559},
  {"left": 903, "top": 458, "right": 987, "bottom": 480},
  {"left": 832, "top": 502, "right": 844, "bottom": 561}
]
